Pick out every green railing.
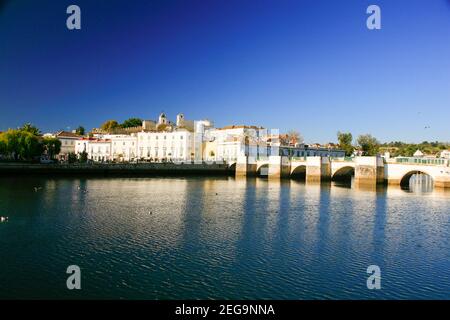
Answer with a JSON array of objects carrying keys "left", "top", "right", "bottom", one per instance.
[
  {"left": 330, "top": 156, "right": 354, "bottom": 162},
  {"left": 394, "top": 157, "right": 446, "bottom": 166},
  {"left": 291, "top": 156, "right": 307, "bottom": 161}
]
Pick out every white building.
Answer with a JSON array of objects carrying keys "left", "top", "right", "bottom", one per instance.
[
  {"left": 75, "top": 138, "right": 112, "bottom": 162},
  {"left": 43, "top": 131, "right": 81, "bottom": 160},
  {"left": 111, "top": 134, "right": 137, "bottom": 161},
  {"left": 203, "top": 125, "right": 269, "bottom": 162},
  {"left": 413, "top": 149, "right": 424, "bottom": 157},
  {"left": 74, "top": 112, "right": 345, "bottom": 163},
  {"left": 440, "top": 150, "right": 450, "bottom": 159},
  {"left": 193, "top": 119, "right": 214, "bottom": 161},
  {"left": 137, "top": 129, "right": 193, "bottom": 162},
  {"left": 202, "top": 126, "right": 345, "bottom": 162},
  {"left": 80, "top": 113, "right": 209, "bottom": 162}
]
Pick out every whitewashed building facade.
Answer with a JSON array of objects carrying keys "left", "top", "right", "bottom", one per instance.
[
  {"left": 137, "top": 129, "right": 194, "bottom": 162},
  {"left": 75, "top": 138, "right": 112, "bottom": 162}
]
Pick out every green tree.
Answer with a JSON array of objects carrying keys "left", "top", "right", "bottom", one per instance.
[
  {"left": 20, "top": 123, "right": 40, "bottom": 136},
  {"left": 0, "top": 133, "right": 7, "bottom": 156},
  {"left": 1, "top": 129, "right": 43, "bottom": 161},
  {"left": 121, "top": 118, "right": 142, "bottom": 128},
  {"left": 68, "top": 152, "right": 77, "bottom": 163},
  {"left": 42, "top": 137, "right": 62, "bottom": 159},
  {"left": 18, "top": 131, "right": 42, "bottom": 160},
  {"left": 79, "top": 151, "right": 88, "bottom": 163},
  {"left": 75, "top": 126, "right": 85, "bottom": 136},
  {"left": 3, "top": 129, "right": 21, "bottom": 160},
  {"left": 101, "top": 120, "right": 120, "bottom": 132},
  {"left": 337, "top": 131, "right": 354, "bottom": 156},
  {"left": 357, "top": 134, "right": 380, "bottom": 156}
]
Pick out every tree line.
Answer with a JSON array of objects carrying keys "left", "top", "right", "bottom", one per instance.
[
  {"left": 0, "top": 123, "right": 61, "bottom": 161},
  {"left": 337, "top": 132, "right": 380, "bottom": 156},
  {"left": 379, "top": 141, "right": 449, "bottom": 157},
  {"left": 100, "top": 118, "right": 143, "bottom": 132},
  {"left": 337, "top": 132, "right": 449, "bottom": 157}
]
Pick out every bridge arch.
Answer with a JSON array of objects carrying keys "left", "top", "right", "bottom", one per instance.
[
  {"left": 256, "top": 162, "right": 269, "bottom": 172},
  {"left": 257, "top": 163, "right": 269, "bottom": 176},
  {"left": 290, "top": 165, "right": 306, "bottom": 180},
  {"left": 400, "top": 170, "right": 434, "bottom": 188},
  {"left": 332, "top": 166, "right": 355, "bottom": 181}
]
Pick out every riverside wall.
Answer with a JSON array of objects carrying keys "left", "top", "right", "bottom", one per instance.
[{"left": 0, "top": 162, "right": 231, "bottom": 176}]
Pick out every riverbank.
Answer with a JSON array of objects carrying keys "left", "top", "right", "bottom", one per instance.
[{"left": 0, "top": 162, "right": 231, "bottom": 176}]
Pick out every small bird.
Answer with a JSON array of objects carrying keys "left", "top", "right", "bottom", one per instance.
[
  {"left": 424, "top": 125, "right": 431, "bottom": 129},
  {"left": 0, "top": 216, "right": 8, "bottom": 222},
  {"left": 33, "top": 187, "right": 42, "bottom": 192}
]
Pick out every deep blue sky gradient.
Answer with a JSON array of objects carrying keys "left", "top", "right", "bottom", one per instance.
[{"left": 1, "top": 0, "right": 449, "bottom": 143}]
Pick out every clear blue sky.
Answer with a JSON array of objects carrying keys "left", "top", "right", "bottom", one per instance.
[{"left": 1, "top": 0, "right": 449, "bottom": 143}]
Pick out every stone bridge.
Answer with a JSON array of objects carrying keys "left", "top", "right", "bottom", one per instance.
[{"left": 234, "top": 155, "right": 450, "bottom": 188}]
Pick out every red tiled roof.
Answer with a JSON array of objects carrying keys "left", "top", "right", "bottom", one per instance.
[
  {"left": 77, "top": 137, "right": 110, "bottom": 143},
  {"left": 217, "top": 125, "right": 264, "bottom": 130},
  {"left": 56, "top": 131, "right": 80, "bottom": 138}
]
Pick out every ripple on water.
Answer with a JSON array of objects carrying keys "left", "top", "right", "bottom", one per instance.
[{"left": 0, "top": 176, "right": 449, "bottom": 299}]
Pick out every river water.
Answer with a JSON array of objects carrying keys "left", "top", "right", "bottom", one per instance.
[{"left": 0, "top": 176, "right": 449, "bottom": 299}]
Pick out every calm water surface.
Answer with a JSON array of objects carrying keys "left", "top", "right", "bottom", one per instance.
[{"left": 0, "top": 176, "right": 449, "bottom": 299}]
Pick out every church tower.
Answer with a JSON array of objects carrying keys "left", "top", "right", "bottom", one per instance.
[{"left": 158, "top": 112, "right": 167, "bottom": 125}]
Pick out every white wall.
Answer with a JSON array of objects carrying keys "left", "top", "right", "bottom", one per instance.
[{"left": 137, "top": 130, "right": 193, "bottom": 161}]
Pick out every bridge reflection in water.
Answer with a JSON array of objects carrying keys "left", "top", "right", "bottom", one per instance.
[{"left": 406, "top": 172, "right": 434, "bottom": 193}]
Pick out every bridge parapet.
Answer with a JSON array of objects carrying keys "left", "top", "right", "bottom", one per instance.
[
  {"left": 330, "top": 156, "right": 355, "bottom": 162},
  {"left": 291, "top": 156, "right": 307, "bottom": 161},
  {"left": 387, "top": 157, "right": 449, "bottom": 166}
]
